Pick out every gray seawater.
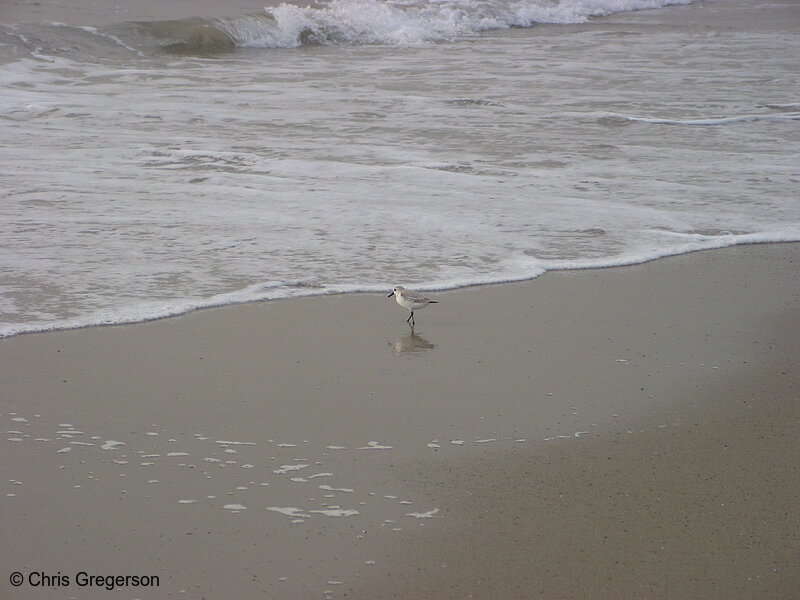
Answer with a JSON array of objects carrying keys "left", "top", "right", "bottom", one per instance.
[{"left": 1, "top": 0, "right": 798, "bottom": 336}]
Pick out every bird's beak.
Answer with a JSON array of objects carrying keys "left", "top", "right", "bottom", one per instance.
[{"left": 388, "top": 292, "right": 394, "bottom": 298}]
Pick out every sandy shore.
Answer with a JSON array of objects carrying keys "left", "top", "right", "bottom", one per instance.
[{"left": 2, "top": 242, "right": 798, "bottom": 599}]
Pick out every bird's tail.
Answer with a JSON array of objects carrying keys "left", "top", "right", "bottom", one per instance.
[{"left": 430, "top": 301, "right": 439, "bottom": 304}]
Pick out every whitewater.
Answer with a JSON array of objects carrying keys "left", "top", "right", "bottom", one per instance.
[{"left": 1, "top": 0, "right": 798, "bottom": 337}]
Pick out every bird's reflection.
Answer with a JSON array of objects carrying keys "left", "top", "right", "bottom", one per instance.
[{"left": 392, "top": 331, "right": 435, "bottom": 355}]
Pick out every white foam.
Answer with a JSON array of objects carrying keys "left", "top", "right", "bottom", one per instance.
[
  {"left": 406, "top": 508, "right": 440, "bottom": 518},
  {"left": 318, "top": 485, "right": 354, "bottom": 493},
  {"left": 267, "top": 506, "right": 311, "bottom": 518},
  {"left": 310, "top": 508, "right": 360, "bottom": 517},
  {"left": 100, "top": 440, "right": 125, "bottom": 450},
  {"left": 274, "top": 464, "right": 310, "bottom": 474},
  {"left": 605, "top": 112, "right": 800, "bottom": 126},
  {"left": 1, "top": 0, "right": 798, "bottom": 339},
  {"left": 358, "top": 441, "right": 393, "bottom": 450},
  {"left": 221, "top": 0, "right": 694, "bottom": 49},
  {"left": 214, "top": 440, "right": 256, "bottom": 446}
]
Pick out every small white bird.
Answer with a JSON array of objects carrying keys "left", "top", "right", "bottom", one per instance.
[{"left": 388, "top": 286, "right": 438, "bottom": 327}]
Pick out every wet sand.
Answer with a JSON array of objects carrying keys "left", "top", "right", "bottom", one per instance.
[{"left": 2, "top": 242, "right": 798, "bottom": 599}]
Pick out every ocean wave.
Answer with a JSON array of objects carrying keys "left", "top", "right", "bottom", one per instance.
[
  {"left": 595, "top": 112, "right": 800, "bottom": 126},
  {"left": 106, "top": 0, "right": 694, "bottom": 53}
]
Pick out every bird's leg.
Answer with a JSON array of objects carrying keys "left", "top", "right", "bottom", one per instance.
[{"left": 407, "top": 311, "right": 415, "bottom": 327}]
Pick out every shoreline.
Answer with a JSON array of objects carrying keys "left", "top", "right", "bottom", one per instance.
[
  {"left": 3, "top": 238, "right": 796, "bottom": 341},
  {"left": 2, "top": 242, "right": 798, "bottom": 599}
]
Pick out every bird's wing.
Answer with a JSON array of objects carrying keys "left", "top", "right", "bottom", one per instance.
[{"left": 403, "top": 290, "right": 431, "bottom": 302}]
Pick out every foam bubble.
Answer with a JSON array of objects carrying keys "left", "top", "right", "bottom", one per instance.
[
  {"left": 274, "top": 464, "right": 310, "bottom": 474},
  {"left": 318, "top": 485, "right": 354, "bottom": 493},
  {"left": 267, "top": 506, "right": 311, "bottom": 518},
  {"left": 406, "top": 508, "right": 440, "bottom": 518},
  {"left": 310, "top": 508, "right": 360, "bottom": 517},
  {"left": 358, "top": 441, "right": 393, "bottom": 450},
  {"left": 214, "top": 440, "right": 256, "bottom": 446}
]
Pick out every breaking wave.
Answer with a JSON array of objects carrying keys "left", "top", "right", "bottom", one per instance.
[{"left": 112, "top": 0, "right": 694, "bottom": 53}]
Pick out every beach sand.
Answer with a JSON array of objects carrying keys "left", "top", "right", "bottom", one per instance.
[{"left": 2, "top": 242, "right": 798, "bottom": 599}]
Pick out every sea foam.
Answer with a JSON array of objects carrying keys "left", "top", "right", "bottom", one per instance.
[{"left": 1, "top": 0, "right": 798, "bottom": 338}]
